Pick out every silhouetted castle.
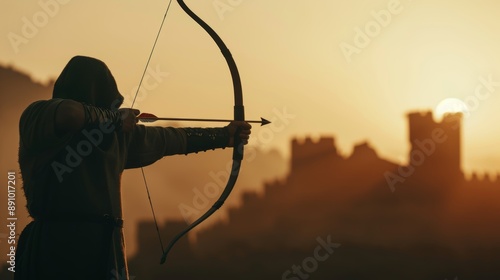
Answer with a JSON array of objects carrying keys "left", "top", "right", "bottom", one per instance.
[
  {"left": 407, "top": 111, "right": 498, "bottom": 185},
  {"left": 291, "top": 136, "right": 340, "bottom": 170},
  {"left": 407, "top": 112, "right": 462, "bottom": 187},
  {"left": 128, "top": 110, "right": 500, "bottom": 280}
]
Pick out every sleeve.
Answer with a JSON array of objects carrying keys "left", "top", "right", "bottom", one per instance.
[
  {"left": 182, "top": 127, "right": 230, "bottom": 153},
  {"left": 124, "top": 125, "right": 187, "bottom": 169},
  {"left": 19, "top": 99, "right": 71, "bottom": 153}
]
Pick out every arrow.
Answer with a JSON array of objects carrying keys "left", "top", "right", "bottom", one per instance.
[{"left": 137, "top": 113, "right": 271, "bottom": 126}]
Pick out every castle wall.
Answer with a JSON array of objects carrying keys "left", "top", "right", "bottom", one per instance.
[{"left": 290, "top": 136, "right": 339, "bottom": 170}]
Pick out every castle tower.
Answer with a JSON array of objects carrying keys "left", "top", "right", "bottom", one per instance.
[{"left": 407, "top": 111, "right": 462, "bottom": 183}]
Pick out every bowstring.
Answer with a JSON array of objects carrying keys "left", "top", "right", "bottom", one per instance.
[
  {"left": 131, "top": 0, "right": 174, "bottom": 256},
  {"left": 132, "top": 0, "right": 173, "bottom": 108}
]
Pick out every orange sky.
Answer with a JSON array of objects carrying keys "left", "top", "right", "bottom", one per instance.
[{"left": 1, "top": 0, "right": 500, "bottom": 174}]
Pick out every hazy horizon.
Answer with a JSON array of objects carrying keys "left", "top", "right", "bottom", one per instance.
[{"left": 2, "top": 0, "right": 500, "bottom": 175}]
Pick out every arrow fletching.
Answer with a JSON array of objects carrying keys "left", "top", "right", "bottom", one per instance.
[{"left": 137, "top": 113, "right": 158, "bottom": 123}]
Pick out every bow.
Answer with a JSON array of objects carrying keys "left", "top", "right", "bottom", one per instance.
[
  {"left": 132, "top": 0, "right": 247, "bottom": 265},
  {"left": 160, "top": 0, "right": 245, "bottom": 264}
]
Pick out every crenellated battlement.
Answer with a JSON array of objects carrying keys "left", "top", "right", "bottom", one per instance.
[
  {"left": 407, "top": 111, "right": 462, "bottom": 134},
  {"left": 291, "top": 136, "right": 338, "bottom": 168},
  {"left": 287, "top": 111, "right": 495, "bottom": 186},
  {"left": 466, "top": 172, "right": 500, "bottom": 184}
]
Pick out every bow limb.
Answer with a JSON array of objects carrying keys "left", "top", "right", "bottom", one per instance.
[{"left": 159, "top": 0, "right": 245, "bottom": 264}]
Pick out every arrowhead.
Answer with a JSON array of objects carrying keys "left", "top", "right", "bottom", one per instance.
[{"left": 260, "top": 117, "right": 271, "bottom": 126}]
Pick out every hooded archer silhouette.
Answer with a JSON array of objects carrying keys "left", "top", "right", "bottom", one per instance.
[{"left": 15, "top": 56, "right": 251, "bottom": 280}]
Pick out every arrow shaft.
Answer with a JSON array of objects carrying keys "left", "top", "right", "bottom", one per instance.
[{"left": 139, "top": 117, "right": 259, "bottom": 124}]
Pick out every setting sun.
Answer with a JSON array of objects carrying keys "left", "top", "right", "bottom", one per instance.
[{"left": 434, "top": 97, "right": 469, "bottom": 121}]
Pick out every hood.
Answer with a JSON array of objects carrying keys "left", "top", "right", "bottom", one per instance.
[{"left": 53, "top": 56, "right": 123, "bottom": 109}]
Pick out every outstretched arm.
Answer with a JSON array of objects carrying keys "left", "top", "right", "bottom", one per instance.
[
  {"left": 54, "top": 100, "right": 140, "bottom": 135},
  {"left": 124, "top": 121, "right": 252, "bottom": 169}
]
